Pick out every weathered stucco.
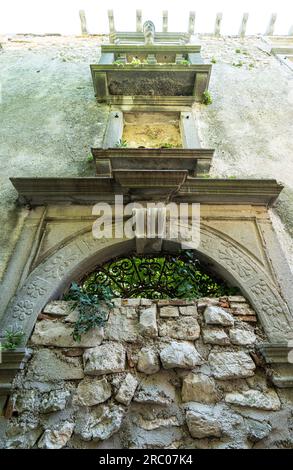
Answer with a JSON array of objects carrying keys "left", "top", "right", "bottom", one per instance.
[
  {"left": 0, "top": 36, "right": 109, "bottom": 279},
  {"left": 0, "top": 34, "right": 293, "bottom": 280}
]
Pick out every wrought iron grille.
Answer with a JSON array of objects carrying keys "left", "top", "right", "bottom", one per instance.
[{"left": 82, "top": 252, "right": 236, "bottom": 299}]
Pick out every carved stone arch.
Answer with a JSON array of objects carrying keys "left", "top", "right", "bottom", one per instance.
[
  {"left": 1, "top": 224, "right": 293, "bottom": 344},
  {"left": 198, "top": 224, "right": 293, "bottom": 341}
]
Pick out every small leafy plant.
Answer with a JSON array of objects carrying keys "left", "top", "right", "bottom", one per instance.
[
  {"left": 129, "top": 57, "right": 147, "bottom": 66},
  {"left": 179, "top": 59, "right": 190, "bottom": 66},
  {"left": 0, "top": 328, "right": 25, "bottom": 351},
  {"left": 87, "top": 153, "right": 94, "bottom": 162},
  {"left": 115, "top": 139, "right": 128, "bottom": 148},
  {"left": 235, "top": 48, "right": 241, "bottom": 53},
  {"left": 232, "top": 61, "right": 243, "bottom": 67},
  {"left": 64, "top": 282, "right": 114, "bottom": 342},
  {"left": 113, "top": 59, "right": 125, "bottom": 66},
  {"left": 160, "top": 142, "right": 176, "bottom": 148},
  {"left": 201, "top": 90, "right": 212, "bottom": 105},
  {"left": 211, "top": 57, "right": 217, "bottom": 64},
  {"left": 167, "top": 250, "right": 239, "bottom": 299}
]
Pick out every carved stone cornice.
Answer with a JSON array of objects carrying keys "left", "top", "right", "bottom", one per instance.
[
  {"left": 10, "top": 177, "right": 283, "bottom": 206},
  {"left": 101, "top": 44, "right": 202, "bottom": 54},
  {"left": 109, "top": 32, "right": 191, "bottom": 45},
  {"left": 92, "top": 147, "right": 214, "bottom": 177},
  {"left": 175, "top": 178, "right": 283, "bottom": 206},
  {"left": 90, "top": 63, "right": 211, "bottom": 104}
]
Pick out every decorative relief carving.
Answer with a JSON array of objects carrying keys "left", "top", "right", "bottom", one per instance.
[
  {"left": 199, "top": 228, "right": 293, "bottom": 340},
  {"left": 12, "top": 300, "right": 34, "bottom": 322},
  {"left": 218, "top": 242, "right": 256, "bottom": 280},
  {"left": 200, "top": 230, "right": 257, "bottom": 280},
  {"left": 78, "top": 236, "right": 112, "bottom": 254},
  {"left": 25, "top": 278, "right": 49, "bottom": 299},
  {"left": 249, "top": 279, "right": 292, "bottom": 334},
  {"left": 43, "top": 251, "right": 80, "bottom": 281}
]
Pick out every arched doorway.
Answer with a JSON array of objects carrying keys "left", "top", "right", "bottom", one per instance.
[{"left": 1, "top": 224, "right": 293, "bottom": 344}]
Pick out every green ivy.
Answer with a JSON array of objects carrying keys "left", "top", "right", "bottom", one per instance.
[
  {"left": 82, "top": 251, "right": 239, "bottom": 300},
  {"left": 201, "top": 91, "right": 212, "bottom": 105},
  {"left": 64, "top": 282, "right": 114, "bottom": 342}
]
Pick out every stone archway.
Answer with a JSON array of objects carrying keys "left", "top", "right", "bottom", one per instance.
[{"left": 1, "top": 224, "right": 293, "bottom": 344}]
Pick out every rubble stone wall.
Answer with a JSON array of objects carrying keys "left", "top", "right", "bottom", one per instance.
[{"left": 2, "top": 296, "right": 293, "bottom": 449}]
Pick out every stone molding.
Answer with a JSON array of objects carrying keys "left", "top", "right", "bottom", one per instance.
[
  {"left": 10, "top": 177, "right": 283, "bottom": 206},
  {"left": 92, "top": 148, "right": 213, "bottom": 178},
  {"left": 90, "top": 63, "right": 211, "bottom": 105}
]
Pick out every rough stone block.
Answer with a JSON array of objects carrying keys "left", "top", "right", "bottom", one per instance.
[
  {"left": 229, "top": 328, "right": 256, "bottom": 345},
  {"left": 136, "top": 416, "right": 180, "bottom": 431},
  {"left": 137, "top": 348, "right": 160, "bottom": 375},
  {"left": 26, "top": 349, "right": 84, "bottom": 381},
  {"left": 115, "top": 373, "right": 139, "bottom": 405},
  {"left": 5, "top": 428, "right": 43, "bottom": 449},
  {"left": 31, "top": 320, "right": 104, "bottom": 348},
  {"left": 121, "top": 298, "right": 141, "bottom": 307},
  {"left": 75, "top": 404, "right": 125, "bottom": 441},
  {"left": 39, "top": 390, "right": 70, "bottom": 413},
  {"left": 204, "top": 306, "right": 234, "bottom": 326},
  {"left": 73, "top": 377, "right": 112, "bottom": 406},
  {"left": 139, "top": 306, "right": 158, "bottom": 337},
  {"left": 159, "top": 306, "right": 179, "bottom": 317},
  {"left": 105, "top": 308, "right": 138, "bottom": 342},
  {"left": 225, "top": 389, "right": 281, "bottom": 410},
  {"left": 202, "top": 328, "right": 230, "bottom": 345},
  {"left": 182, "top": 373, "right": 218, "bottom": 403},
  {"left": 38, "top": 422, "right": 74, "bottom": 449},
  {"left": 160, "top": 341, "right": 202, "bottom": 369},
  {"left": 157, "top": 299, "right": 193, "bottom": 306},
  {"left": 179, "top": 305, "right": 198, "bottom": 316},
  {"left": 246, "top": 418, "right": 272, "bottom": 442},
  {"left": 209, "top": 351, "right": 255, "bottom": 380},
  {"left": 159, "top": 316, "right": 200, "bottom": 340},
  {"left": 134, "top": 373, "right": 176, "bottom": 406},
  {"left": 197, "top": 298, "right": 219, "bottom": 313},
  {"left": 43, "top": 301, "right": 76, "bottom": 317},
  {"left": 112, "top": 298, "right": 122, "bottom": 307},
  {"left": 14, "top": 390, "right": 40, "bottom": 413},
  {"left": 186, "top": 410, "right": 222, "bottom": 438},
  {"left": 83, "top": 342, "right": 126, "bottom": 376},
  {"left": 140, "top": 299, "right": 153, "bottom": 306}
]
